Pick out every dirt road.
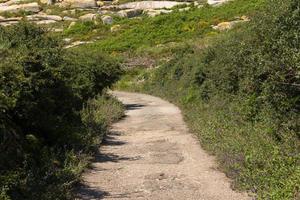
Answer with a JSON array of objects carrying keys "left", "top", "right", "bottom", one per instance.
[{"left": 78, "top": 91, "right": 250, "bottom": 200}]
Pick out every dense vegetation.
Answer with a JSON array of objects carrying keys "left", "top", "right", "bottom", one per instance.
[
  {"left": 0, "top": 23, "right": 123, "bottom": 200},
  {"left": 116, "top": 0, "right": 300, "bottom": 199}
]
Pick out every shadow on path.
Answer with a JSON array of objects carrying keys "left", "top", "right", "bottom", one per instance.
[
  {"left": 102, "top": 133, "right": 126, "bottom": 146},
  {"left": 77, "top": 183, "right": 110, "bottom": 200},
  {"left": 125, "top": 103, "right": 145, "bottom": 111}
]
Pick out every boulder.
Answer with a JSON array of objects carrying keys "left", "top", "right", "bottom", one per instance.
[
  {"left": 1, "top": 0, "right": 30, "bottom": 6},
  {"left": 207, "top": 0, "right": 229, "bottom": 6},
  {"left": 101, "top": 15, "right": 112, "bottom": 24},
  {"left": 26, "top": 14, "right": 63, "bottom": 21},
  {"left": 63, "top": 16, "right": 77, "bottom": 21},
  {"left": 49, "top": 28, "right": 63, "bottom": 32},
  {"left": 179, "top": 7, "right": 190, "bottom": 12},
  {"left": 65, "top": 40, "right": 93, "bottom": 49},
  {"left": 96, "top": 0, "right": 104, "bottom": 6},
  {"left": 79, "top": 13, "right": 97, "bottom": 21},
  {"left": 0, "top": 20, "right": 18, "bottom": 26},
  {"left": 241, "top": 15, "right": 250, "bottom": 21},
  {"left": 39, "top": 0, "right": 48, "bottom": 4},
  {"left": 97, "top": 1, "right": 111, "bottom": 6},
  {"left": 116, "top": 1, "right": 189, "bottom": 10},
  {"left": 60, "top": 0, "right": 97, "bottom": 8},
  {"left": 63, "top": 38, "right": 72, "bottom": 42},
  {"left": 35, "top": 19, "right": 57, "bottom": 24},
  {"left": 0, "top": 2, "right": 41, "bottom": 13},
  {"left": 0, "top": 16, "right": 21, "bottom": 22},
  {"left": 213, "top": 21, "right": 232, "bottom": 30},
  {"left": 144, "top": 9, "right": 172, "bottom": 17},
  {"left": 212, "top": 20, "right": 245, "bottom": 31},
  {"left": 116, "top": 8, "right": 142, "bottom": 18},
  {"left": 112, "top": 0, "right": 118, "bottom": 5},
  {"left": 62, "top": 9, "right": 75, "bottom": 15},
  {"left": 99, "top": 10, "right": 114, "bottom": 15}
]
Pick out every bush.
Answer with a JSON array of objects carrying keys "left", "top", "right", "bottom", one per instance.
[
  {"left": 81, "top": 94, "right": 124, "bottom": 148},
  {"left": 0, "top": 23, "right": 122, "bottom": 199}
]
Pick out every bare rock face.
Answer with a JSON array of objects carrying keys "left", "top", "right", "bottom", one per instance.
[
  {"left": 207, "top": 0, "right": 229, "bottom": 6},
  {"left": 0, "top": 2, "right": 41, "bottom": 13},
  {"left": 116, "top": 8, "right": 142, "bottom": 18},
  {"left": 60, "top": 0, "right": 97, "bottom": 8},
  {"left": 102, "top": 1, "right": 189, "bottom": 10}
]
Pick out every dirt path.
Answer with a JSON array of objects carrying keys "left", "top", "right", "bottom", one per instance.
[{"left": 77, "top": 91, "right": 250, "bottom": 200}]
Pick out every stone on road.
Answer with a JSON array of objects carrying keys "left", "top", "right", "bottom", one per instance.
[{"left": 77, "top": 91, "right": 250, "bottom": 200}]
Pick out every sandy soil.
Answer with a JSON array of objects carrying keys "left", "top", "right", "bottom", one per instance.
[{"left": 77, "top": 91, "right": 251, "bottom": 200}]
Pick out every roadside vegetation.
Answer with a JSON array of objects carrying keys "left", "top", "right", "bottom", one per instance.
[
  {"left": 1, "top": 0, "right": 299, "bottom": 199},
  {"left": 0, "top": 23, "right": 124, "bottom": 200},
  {"left": 115, "top": 0, "right": 300, "bottom": 199}
]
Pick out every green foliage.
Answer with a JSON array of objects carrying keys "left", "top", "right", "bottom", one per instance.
[
  {"left": 0, "top": 23, "right": 123, "bottom": 199},
  {"left": 118, "top": 0, "right": 300, "bottom": 198},
  {"left": 81, "top": 94, "right": 124, "bottom": 146},
  {"left": 90, "top": 0, "right": 266, "bottom": 52}
]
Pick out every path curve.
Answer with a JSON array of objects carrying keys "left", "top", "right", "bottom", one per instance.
[{"left": 78, "top": 91, "right": 250, "bottom": 200}]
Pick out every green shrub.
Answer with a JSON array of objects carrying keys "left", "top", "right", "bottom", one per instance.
[
  {"left": 0, "top": 23, "right": 122, "bottom": 199},
  {"left": 81, "top": 94, "right": 124, "bottom": 146}
]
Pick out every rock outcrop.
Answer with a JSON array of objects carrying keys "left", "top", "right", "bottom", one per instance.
[
  {"left": 212, "top": 16, "right": 250, "bottom": 31},
  {"left": 0, "top": 2, "right": 41, "bottom": 13},
  {"left": 116, "top": 8, "right": 142, "bottom": 18},
  {"left": 144, "top": 9, "right": 172, "bottom": 17},
  {"left": 102, "top": 1, "right": 189, "bottom": 11},
  {"left": 207, "top": 0, "right": 229, "bottom": 6},
  {"left": 26, "top": 14, "right": 63, "bottom": 21},
  {"left": 79, "top": 13, "right": 97, "bottom": 21},
  {"left": 60, "top": 0, "right": 97, "bottom": 8},
  {"left": 63, "top": 16, "right": 77, "bottom": 21}
]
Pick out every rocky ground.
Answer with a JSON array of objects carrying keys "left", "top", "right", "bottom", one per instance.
[
  {"left": 0, "top": 0, "right": 245, "bottom": 48},
  {"left": 0, "top": 0, "right": 229, "bottom": 27}
]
